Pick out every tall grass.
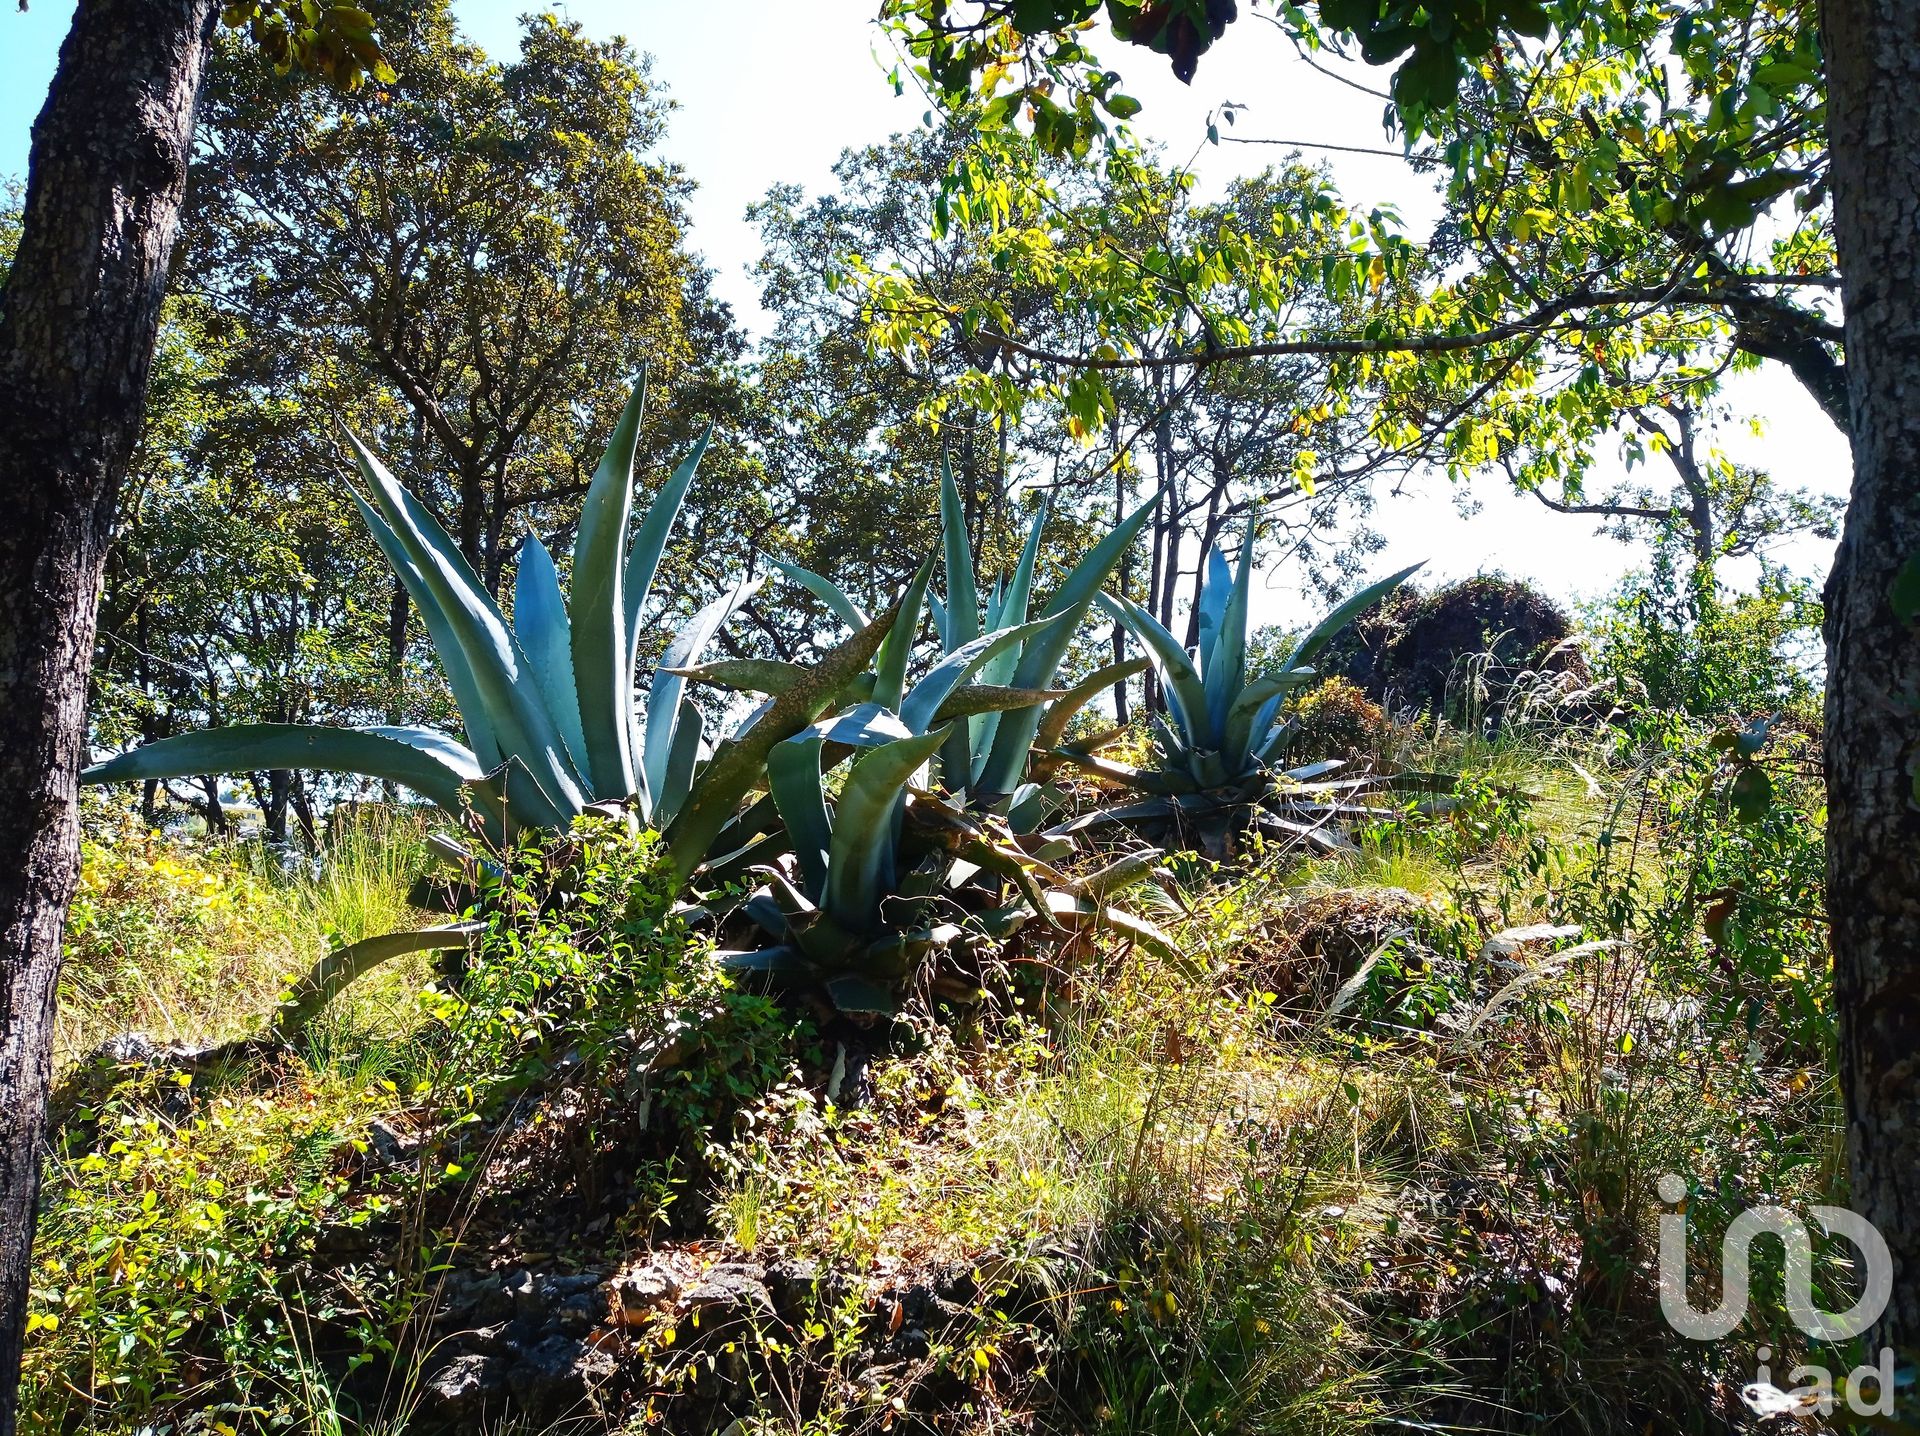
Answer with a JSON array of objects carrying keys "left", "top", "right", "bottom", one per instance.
[{"left": 59, "top": 803, "right": 431, "bottom": 1064}]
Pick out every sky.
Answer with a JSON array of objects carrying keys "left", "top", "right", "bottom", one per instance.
[{"left": 0, "top": 1, "right": 1853, "bottom": 629}]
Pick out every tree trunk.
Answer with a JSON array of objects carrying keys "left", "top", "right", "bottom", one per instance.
[
  {"left": 0, "top": 0, "right": 217, "bottom": 1427},
  {"left": 1820, "top": 0, "right": 1920, "bottom": 1373}
]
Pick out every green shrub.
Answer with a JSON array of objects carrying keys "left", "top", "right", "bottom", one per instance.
[
  {"left": 22, "top": 1068, "right": 396, "bottom": 1433},
  {"left": 1584, "top": 551, "right": 1823, "bottom": 724},
  {"left": 428, "top": 819, "right": 800, "bottom": 1144},
  {"left": 1282, "top": 677, "right": 1390, "bottom": 763}
]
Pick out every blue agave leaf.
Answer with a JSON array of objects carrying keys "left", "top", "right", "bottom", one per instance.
[
  {"left": 810, "top": 701, "right": 917, "bottom": 750},
  {"left": 822, "top": 725, "right": 951, "bottom": 934},
  {"left": 514, "top": 535, "right": 588, "bottom": 774},
  {"left": 643, "top": 575, "right": 765, "bottom": 803},
  {"left": 1196, "top": 545, "right": 1233, "bottom": 671},
  {"left": 1095, "top": 591, "right": 1207, "bottom": 750},
  {"left": 82, "top": 724, "right": 503, "bottom": 834},
  {"left": 768, "top": 728, "right": 832, "bottom": 903},
  {"left": 351, "top": 493, "right": 502, "bottom": 772},
  {"left": 1201, "top": 524, "right": 1257, "bottom": 744},
  {"left": 977, "top": 492, "right": 1156, "bottom": 796},
  {"left": 969, "top": 502, "right": 1050, "bottom": 779},
  {"left": 344, "top": 433, "right": 585, "bottom": 825},
  {"left": 771, "top": 559, "right": 869, "bottom": 630},
  {"left": 656, "top": 696, "right": 706, "bottom": 825},
  {"left": 1283, "top": 562, "right": 1424, "bottom": 671},
  {"left": 871, "top": 556, "right": 935, "bottom": 712},
  {"left": 624, "top": 425, "right": 709, "bottom": 659},
  {"left": 569, "top": 377, "right": 648, "bottom": 800},
  {"left": 901, "top": 616, "right": 1060, "bottom": 735},
  {"left": 939, "top": 458, "right": 981, "bottom": 652}
]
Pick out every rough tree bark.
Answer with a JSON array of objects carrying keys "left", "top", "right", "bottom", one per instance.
[
  {"left": 0, "top": 0, "right": 218, "bottom": 1427},
  {"left": 1820, "top": 0, "right": 1920, "bottom": 1368}
]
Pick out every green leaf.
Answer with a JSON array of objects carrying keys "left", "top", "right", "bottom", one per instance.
[
  {"left": 822, "top": 726, "right": 951, "bottom": 933},
  {"left": 662, "top": 658, "right": 810, "bottom": 697},
  {"left": 570, "top": 376, "right": 648, "bottom": 801},
  {"left": 1730, "top": 763, "right": 1774, "bottom": 822},
  {"left": 1034, "top": 657, "right": 1151, "bottom": 752},
  {"left": 513, "top": 535, "right": 587, "bottom": 774},
  {"left": 275, "top": 922, "right": 481, "bottom": 1033}
]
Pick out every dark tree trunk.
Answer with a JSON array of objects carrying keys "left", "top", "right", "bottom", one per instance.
[
  {"left": 1821, "top": 0, "right": 1920, "bottom": 1370},
  {"left": 0, "top": 0, "right": 217, "bottom": 1426}
]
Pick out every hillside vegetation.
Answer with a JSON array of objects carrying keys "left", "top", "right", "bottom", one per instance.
[{"left": 29, "top": 563, "right": 1838, "bottom": 1436}]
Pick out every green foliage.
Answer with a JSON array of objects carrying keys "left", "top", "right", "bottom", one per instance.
[
  {"left": 433, "top": 820, "right": 796, "bottom": 1136},
  {"left": 1090, "top": 529, "right": 1418, "bottom": 791},
  {"left": 22, "top": 1068, "right": 397, "bottom": 1432},
  {"left": 1283, "top": 677, "right": 1390, "bottom": 762},
  {"left": 1585, "top": 549, "right": 1824, "bottom": 722}
]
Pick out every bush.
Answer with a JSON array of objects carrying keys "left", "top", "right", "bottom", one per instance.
[
  {"left": 1323, "top": 574, "right": 1583, "bottom": 723},
  {"left": 1281, "top": 677, "right": 1390, "bottom": 763},
  {"left": 1584, "top": 551, "right": 1823, "bottom": 724}
]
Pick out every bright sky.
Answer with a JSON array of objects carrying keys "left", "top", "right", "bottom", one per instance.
[{"left": 1, "top": 1, "right": 1852, "bottom": 628}]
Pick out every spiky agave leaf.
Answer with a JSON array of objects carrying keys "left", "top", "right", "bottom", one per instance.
[
  {"left": 641, "top": 575, "right": 764, "bottom": 812},
  {"left": 568, "top": 377, "right": 650, "bottom": 801},
  {"left": 771, "top": 559, "right": 870, "bottom": 630},
  {"left": 1200, "top": 522, "right": 1257, "bottom": 741},
  {"left": 1095, "top": 590, "right": 1208, "bottom": 749},
  {"left": 820, "top": 726, "right": 952, "bottom": 936},
  {"left": 344, "top": 432, "right": 586, "bottom": 824},
  {"left": 662, "top": 599, "right": 902, "bottom": 883},
  {"left": 82, "top": 725, "right": 505, "bottom": 833},
  {"left": 514, "top": 534, "right": 588, "bottom": 774},
  {"left": 975, "top": 491, "right": 1159, "bottom": 797}
]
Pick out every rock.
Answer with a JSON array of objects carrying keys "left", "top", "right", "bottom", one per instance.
[
  {"left": 683, "top": 1263, "right": 776, "bottom": 1335},
  {"left": 421, "top": 1351, "right": 508, "bottom": 1423},
  {"left": 507, "top": 1268, "right": 603, "bottom": 1322},
  {"left": 506, "top": 1334, "right": 617, "bottom": 1419},
  {"left": 1479, "top": 923, "right": 1584, "bottom": 966},
  {"left": 616, "top": 1262, "right": 682, "bottom": 1315},
  {"left": 437, "top": 1270, "right": 513, "bottom": 1326}
]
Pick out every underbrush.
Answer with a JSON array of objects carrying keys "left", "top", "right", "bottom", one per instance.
[{"left": 34, "top": 657, "right": 1849, "bottom": 1436}]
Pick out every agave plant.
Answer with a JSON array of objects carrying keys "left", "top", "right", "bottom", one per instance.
[
  {"left": 1058, "top": 526, "right": 1422, "bottom": 854},
  {"left": 750, "top": 466, "right": 1157, "bottom": 814},
  {"left": 688, "top": 556, "right": 1176, "bottom": 1014},
  {"left": 81, "top": 376, "right": 760, "bottom": 846}
]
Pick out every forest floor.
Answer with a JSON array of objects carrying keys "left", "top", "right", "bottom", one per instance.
[{"left": 22, "top": 719, "right": 1843, "bottom": 1436}]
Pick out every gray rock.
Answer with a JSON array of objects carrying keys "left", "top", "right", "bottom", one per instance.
[
  {"left": 615, "top": 1263, "right": 682, "bottom": 1313},
  {"left": 422, "top": 1351, "right": 508, "bottom": 1421},
  {"left": 683, "top": 1263, "right": 775, "bottom": 1334},
  {"left": 506, "top": 1334, "right": 617, "bottom": 1418},
  {"left": 764, "top": 1258, "right": 824, "bottom": 1323}
]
